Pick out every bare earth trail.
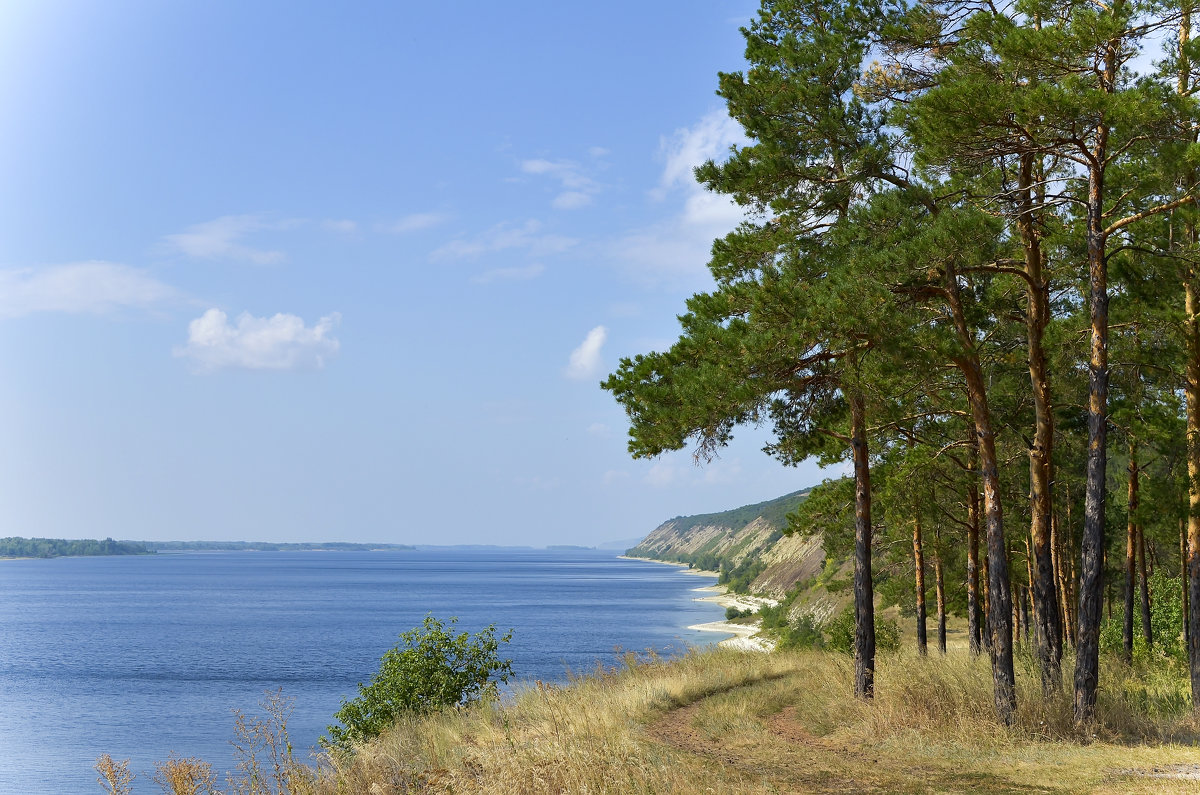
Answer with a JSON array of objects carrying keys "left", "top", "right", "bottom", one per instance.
[{"left": 641, "top": 673, "right": 1199, "bottom": 794}]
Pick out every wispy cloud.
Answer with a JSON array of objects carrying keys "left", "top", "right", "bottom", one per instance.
[
  {"left": 175, "top": 308, "right": 341, "bottom": 372},
  {"left": 164, "top": 215, "right": 299, "bottom": 264},
  {"left": 431, "top": 219, "right": 577, "bottom": 261},
  {"left": 565, "top": 325, "right": 607, "bottom": 381},
  {"left": 470, "top": 263, "right": 545, "bottom": 285},
  {"left": 0, "top": 261, "right": 177, "bottom": 317},
  {"left": 654, "top": 110, "right": 745, "bottom": 197},
  {"left": 552, "top": 191, "right": 593, "bottom": 210},
  {"left": 641, "top": 456, "right": 742, "bottom": 488},
  {"left": 521, "top": 158, "right": 601, "bottom": 210},
  {"left": 383, "top": 212, "right": 449, "bottom": 234},
  {"left": 612, "top": 111, "right": 749, "bottom": 288}
]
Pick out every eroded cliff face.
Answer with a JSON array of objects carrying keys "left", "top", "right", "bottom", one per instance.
[
  {"left": 632, "top": 515, "right": 778, "bottom": 568},
  {"left": 628, "top": 489, "right": 826, "bottom": 599},
  {"left": 752, "top": 532, "right": 825, "bottom": 597}
]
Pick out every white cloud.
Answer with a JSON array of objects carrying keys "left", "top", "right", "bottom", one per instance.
[
  {"left": 552, "top": 191, "right": 593, "bottom": 210},
  {"left": 565, "top": 325, "right": 607, "bottom": 381},
  {"left": 384, "top": 213, "right": 449, "bottom": 234},
  {"left": 164, "top": 215, "right": 298, "bottom": 264},
  {"left": 176, "top": 308, "right": 341, "bottom": 372},
  {"left": 431, "top": 219, "right": 577, "bottom": 261},
  {"left": 521, "top": 158, "right": 601, "bottom": 211},
  {"left": 611, "top": 110, "right": 750, "bottom": 288},
  {"left": 587, "top": 422, "right": 610, "bottom": 437},
  {"left": 521, "top": 159, "right": 593, "bottom": 189},
  {"left": 588, "top": 146, "right": 611, "bottom": 158},
  {"left": 655, "top": 110, "right": 745, "bottom": 197},
  {"left": 0, "top": 261, "right": 176, "bottom": 317},
  {"left": 603, "top": 469, "right": 630, "bottom": 485},
  {"left": 470, "top": 263, "right": 545, "bottom": 285}
]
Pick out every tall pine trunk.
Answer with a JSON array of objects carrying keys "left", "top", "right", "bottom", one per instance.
[
  {"left": 1186, "top": 261, "right": 1200, "bottom": 706},
  {"left": 1018, "top": 151, "right": 1063, "bottom": 692},
  {"left": 949, "top": 266, "right": 1016, "bottom": 722},
  {"left": 1073, "top": 57, "right": 1113, "bottom": 723},
  {"left": 913, "top": 514, "right": 928, "bottom": 656},
  {"left": 1174, "top": 3, "right": 1200, "bottom": 710},
  {"left": 1052, "top": 509, "right": 1073, "bottom": 648},
  {"left": 967, "top": 446, "right": 983, "bottom": 656},
  {"left": 850, "top": 391, "right": 875, "bottom": 699}
]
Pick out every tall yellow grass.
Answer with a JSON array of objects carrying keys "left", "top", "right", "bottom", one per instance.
[{"left": 103, "top": 647, "right": 1200, "bottom": 793}]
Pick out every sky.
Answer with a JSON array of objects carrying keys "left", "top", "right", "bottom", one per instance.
[{"left": 0, "top": 1, "right": 830, "bottom": 546}]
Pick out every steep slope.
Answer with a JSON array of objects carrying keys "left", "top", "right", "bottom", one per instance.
[{"left": 627, "top": 488, "right": 825, "bottom": 598}]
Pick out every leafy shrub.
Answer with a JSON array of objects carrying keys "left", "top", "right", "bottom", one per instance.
[
  {"left": 1099, "top": 571, "right": 1186, "bottom": 667},
  {"left": 725, "top": 606, "right": 754, "bottom": 620},
  {"left": 758, "top": 602, "right": 786, "bottom": 629},
  {"left": 325, "top": 615, "right": 513, "bottom": 751},
  {"left": 720, "top": 558, "right": 766, "bottom": 594},
  {"left": 776, "top": 614, "right": 825, "bottom": 650},
  {"left": 824, "top": 606, "right": 900, "bottom": 654},
  {"left": 1148, "top": 570, "right": 1186, "bottom": 662}
]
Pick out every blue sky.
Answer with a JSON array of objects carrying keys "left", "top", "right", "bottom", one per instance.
[{"left": 0, "top": 1, "right": 828, "bottom": 545}]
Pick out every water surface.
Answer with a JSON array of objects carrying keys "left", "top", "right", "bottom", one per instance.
[{"left": 0, "top": 548, "right": 723, "bottom": 792}]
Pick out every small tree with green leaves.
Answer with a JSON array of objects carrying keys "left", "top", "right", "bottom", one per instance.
[{"left": 324, "top": 615, "right": 513, "bottom": 752}]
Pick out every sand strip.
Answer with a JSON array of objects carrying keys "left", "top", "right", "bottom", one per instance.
[{"left": 619, "top": 555, "right": 778, "bottom": 652}]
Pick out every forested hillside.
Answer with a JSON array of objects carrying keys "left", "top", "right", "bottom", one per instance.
[{"left": 627, "top": 488, "right": 827, "bottom": 598}]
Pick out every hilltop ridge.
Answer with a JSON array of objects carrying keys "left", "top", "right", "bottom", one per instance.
[{"left": 627, "top": 488, "right": 827, "bottom": 599}]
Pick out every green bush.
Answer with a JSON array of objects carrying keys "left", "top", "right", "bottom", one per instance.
[
  {"left": 324, "top": 615, "right": 513, "bottom": 751},
  {"left": 1148, "top": 570, "right": 1186, "bottom": 662},
  {"left": 1099, "top": 571, "right": 1186, "bottom": 667},
  {"left": 777, "top": 614, "right": 825, "bottom": 650},
  {"left": 725, "top": 606, "right": 754, "bottom": 620},
  {"left": 719, "top": 558, "right": 766, "bottom": 594},
  {"left": 824, "top": 606, "right": 900, "bottom": 654}
]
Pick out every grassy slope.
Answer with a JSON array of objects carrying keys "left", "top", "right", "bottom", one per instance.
[{"left": 318, "top": 648, "right": 1200, "bottom": 794}]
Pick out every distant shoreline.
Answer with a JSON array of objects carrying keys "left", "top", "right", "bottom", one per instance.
[
  {"left": 620, "top": 555, "right": 776, "bottom": 652},
  {"left": 0, "top": 537, "right": 414, "bottom": 560}
]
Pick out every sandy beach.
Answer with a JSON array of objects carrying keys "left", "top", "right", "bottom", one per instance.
[
  {"left": 622, "top": 555, "right": 777, "bottom": 652},
  {"left": 686, "top": 583, "right": 777, "bottom": 652}
]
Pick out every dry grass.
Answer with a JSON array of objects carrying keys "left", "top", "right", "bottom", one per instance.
[
  {"left": 105, "top": 648, "right": 1200, "bottom": 793},
  {"left": 322, "top": 650, "right": 797, "bottom": 794},
  {"left": 316, "top": 648, "right": 1200, "bottom": 794}
]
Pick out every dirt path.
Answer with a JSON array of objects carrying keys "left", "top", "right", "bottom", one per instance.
[{"left": 644, "top": 688, "right": 1064, "bottom": 794}]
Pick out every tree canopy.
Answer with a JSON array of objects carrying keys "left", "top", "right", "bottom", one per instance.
[{"left": 606, "top": 0, "right": 1200, "bottom": 723}]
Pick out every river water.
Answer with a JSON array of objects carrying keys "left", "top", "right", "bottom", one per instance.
[{"left": 0, "top": 547, "right": 724, "bottom": 792}]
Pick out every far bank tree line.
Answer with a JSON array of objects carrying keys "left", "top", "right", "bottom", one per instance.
[{"left": 603, "top": 0, "right": 1200, "bottom": 725}]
